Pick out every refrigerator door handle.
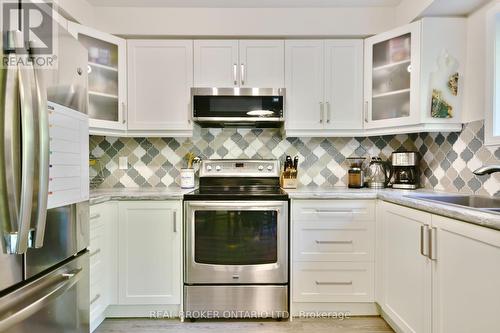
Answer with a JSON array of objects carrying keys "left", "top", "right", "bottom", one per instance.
[
  {"left": 3, "top": 31, "right": 36, "bottom": 255},
  {"left": 1, "top": 43, "right": 21, "bottom": 253},
  {"left": 0, "top": 268, "right": 82, "bottom": 332},
  {"left": 29, "top": 40, "right": 50, "bottom": 249}
]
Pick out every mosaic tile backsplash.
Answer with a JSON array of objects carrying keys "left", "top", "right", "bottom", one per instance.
[{"left": 90, "top": 120, "right": 500, "bottom": 196}]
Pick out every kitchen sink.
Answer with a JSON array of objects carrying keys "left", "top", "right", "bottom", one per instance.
[{"left": 407, "top": 194, "right": 500, "bottom": 212}]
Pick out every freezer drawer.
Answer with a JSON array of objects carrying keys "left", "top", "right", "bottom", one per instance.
[
  {"left": 0, "top": 252, "right": 89, "bottom": 333},
  {"left": 0, "top": 252, "right": 22, "bottom": 292}
]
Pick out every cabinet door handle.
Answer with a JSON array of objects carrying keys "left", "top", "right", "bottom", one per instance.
[
  {"left": 364, "top": 101, "right": 369, "bottom": 123},
  {"left": 326, "top": 101, "right": 330, "bottom": 123},
  {"left": 121, "top": 102, "right": 126, "bottom": 124},
  {"left": 90, "top": 213, "right": 101, "bottom": 220},
  {"left": 315, "top": 281, "right": 352, "bottom": 286},
  {"left": 233, "top": 63, "right": 238, "bottom": 86},
  {"left": 90, "top": 294, "right": 101, "bottom": 305},
  {"left": 420, "top": 225, "right": 429, "bottom": 257},
  {"left": 173, "top": 211, "right": 177, "bottom": 233},
  {"left": 90, "top": 248, "right": 101, "bottom": 257},
  {"left": 319, "top": 102, "right": 324, "bottom": 123},
  {"left": 240, "top": 63, "right": 245, "bottom": 86},
  {"left": 429, "top": 227, "right": 437, "bottom": 260},
  {"left": 315, "top": 240, "right": 353, "bottom": 244}
]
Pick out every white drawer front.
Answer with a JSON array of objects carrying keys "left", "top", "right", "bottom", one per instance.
[
  {"left": 293, "top": 262, "right": 374, "bottom": 303},
  {"left": 293, "top": 220, "right": 373, "bottom": 261},
  {"left": 90, "top": 279, "right": 105, "bottom": 321},
  {"left": 292, "top": 200, "right": 375, "bottom": 223}
]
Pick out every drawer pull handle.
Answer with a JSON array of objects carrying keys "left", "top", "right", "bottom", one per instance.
[
  {"left": 90, "top": 249, "right": 101, "bottom": 257},
  {"left": 90, "top": 213, "right": 101, "bottom": 220},
  {"left": 315, "top": 281, "right": 353, "bottom": 286},
  {"left": 90, "top": 294, "right": 101, "bottom": 305},
  {"left": 315, "top": 240, "right": 353, "bottom": 244},
  {"left": 314, "top": 210, "right": 355, "bottom": 214}
]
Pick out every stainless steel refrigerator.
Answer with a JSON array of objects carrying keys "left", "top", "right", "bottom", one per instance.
[{"left": 0, "top": 3, "right": 90, "bottom": 332}]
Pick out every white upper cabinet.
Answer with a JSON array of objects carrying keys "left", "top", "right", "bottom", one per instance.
[
  {"left": 67, "top": 22, "right": 127, "bottom": 135},
  {"left": 239, "top": 40, "right": 284, "bottom": 87},
  {"left": 127, "top": 40, "right": 193, "bottom": 137},
  {"left": 364, "top": 18, "right": 466, "bottom": 133},
  {"left": 194, "top": 40, "right": 239, "bottom": 87},
  {"left": 285, "top": 40, "right": 325, "bottom": 132},
  {"left": 324, "top": 40, "right": 364, "bottom": 130},
  {"left": 194, "top": 40, "right": 284, "bottom": 87},
  {"left": 285, "top": 40, "right": 364, "bottom": 136}
]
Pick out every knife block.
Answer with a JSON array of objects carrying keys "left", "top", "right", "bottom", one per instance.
[{"left": 280, "top": 173, "right": 298, "bottom": 189}]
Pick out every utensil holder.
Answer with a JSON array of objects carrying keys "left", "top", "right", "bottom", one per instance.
[{"left": 180, "top": 168, "right": 195, "bottom": 189}]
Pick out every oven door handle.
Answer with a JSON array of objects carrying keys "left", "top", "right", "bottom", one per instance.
[{"left": 186, "top": 201, "right": 286, "bottom": 209}]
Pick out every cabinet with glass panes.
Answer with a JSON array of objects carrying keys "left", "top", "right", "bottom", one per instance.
[
  {"left": 68, "top": 22, "right": 127, "bottom": 135},
  {"left": 364, "top": 19, "right": 465, "bottom": 133}
]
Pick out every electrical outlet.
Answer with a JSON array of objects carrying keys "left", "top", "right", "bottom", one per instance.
[{"left": 119, "top": 156, "right": 128, "bottom": 170}]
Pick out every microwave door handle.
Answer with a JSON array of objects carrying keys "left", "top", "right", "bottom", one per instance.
[
  {"left": 29, "top": 41, "right": 50, "bottom": 249},
  {"left": 1, "top": 51, "right": 21, "bottom": 254}
]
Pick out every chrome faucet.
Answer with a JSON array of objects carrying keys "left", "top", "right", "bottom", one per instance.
[{"left": 473, "top": 165, "right": 500, "bottom": 175}]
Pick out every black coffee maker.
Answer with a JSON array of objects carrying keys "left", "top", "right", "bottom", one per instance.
[{"left": 390, "top": 151, "right": 419, "bottom": 189}]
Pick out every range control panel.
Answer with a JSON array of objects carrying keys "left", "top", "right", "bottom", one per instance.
[{"left": 199, "top": 159, "right": 280, "bottom": 178}]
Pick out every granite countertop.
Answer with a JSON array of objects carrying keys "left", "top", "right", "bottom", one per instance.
[
  {"left": 286, "top": 186, "right": 500, "bottom": 231},
  {"left": 89, "top": 187, "right": 194, "bottom": 205},
  {"left": 90, "top": 186, "right": 500, "bottom": 231}
]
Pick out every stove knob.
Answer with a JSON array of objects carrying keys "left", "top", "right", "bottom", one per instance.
[
  {"left": 206, "top": 165, "right": 212, "bottom": 171},
  {"left": 267, "top": 165, "right": 273, "bottom": 171},
  {"left": 258, "top": 165, "right": 264, "bottom": 171},
  {"left": 216, "top": 165, "right": 221, "bottom": 172}
]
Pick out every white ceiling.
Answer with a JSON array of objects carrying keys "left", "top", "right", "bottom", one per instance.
[
  {"left": 422, "top": 0, "right": 491, "bottom": 16},
  {"left": 86, "top": 0, "right": 402, "bottom": 8}
]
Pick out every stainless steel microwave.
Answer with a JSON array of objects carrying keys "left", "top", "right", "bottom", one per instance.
[{"left": 191, "top": 87, "right": 285, "bottom": 127}]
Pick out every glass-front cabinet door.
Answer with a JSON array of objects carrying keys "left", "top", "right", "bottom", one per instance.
[
  {"left": 68, "top": 22, "right": 127, "bottom": 134},
  {"left": 364, "top": 22, "right": 421, "bottom": 129}
]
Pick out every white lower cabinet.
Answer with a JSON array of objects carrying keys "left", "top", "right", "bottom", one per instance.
[
  {"left": 431, "top": 215, "right": 500, "bottom": 333},
  {"left": 377, "top": 201, "right": 432, "bottom": 333},
  {"left": 378, "top": 201, "right": 500, "bottom": 333},
  {"left": 291, "top": 200, "right": 376, "bottom": 315},
  {"left": 89, "top": 200, "right": 182, "bottom": 331},
  {"left": 89, "top": 202, "right": 118, "bottom": 332},
  {"left": 118, "top": 201, "right": 182, "bottom": 305}
]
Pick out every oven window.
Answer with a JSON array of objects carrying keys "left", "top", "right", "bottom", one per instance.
[{"left": 194, "top": 210, "right": 278, "bottom": 265}]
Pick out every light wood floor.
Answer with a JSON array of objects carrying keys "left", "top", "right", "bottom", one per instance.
[{"left": 95, "top": 317, "right": 394, "bottom": 333}]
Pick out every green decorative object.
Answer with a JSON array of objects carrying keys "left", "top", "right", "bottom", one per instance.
[
  {"left": 448, "top": 72, "right": 459, "bottom": 96},
  {"left": 431, "top": 89, "right": 453, "bottom": 118}
]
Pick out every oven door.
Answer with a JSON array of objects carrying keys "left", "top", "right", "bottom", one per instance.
[{"left": 184, "top": 201, "right": 288, "bottom": 285}]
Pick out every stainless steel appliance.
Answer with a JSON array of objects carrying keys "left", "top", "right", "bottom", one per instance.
[
  {"left": 184, "top": 159, "right": 289, "bottom": 319},
  {"left": 191, "top": 88, "right": 285, "bottom": 127},
  {"left": 0, "top": 9, "right": 89, "bottom": 332},
  {"left": 390, "top": 151, "right": 420, "bottom": 190},
  {"left": 365, "top": 157, "right": 392, "bottom": 189}
]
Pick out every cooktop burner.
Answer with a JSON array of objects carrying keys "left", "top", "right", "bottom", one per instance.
[{"left": 183, "top": 159, "right": 289, "bottom": 201}]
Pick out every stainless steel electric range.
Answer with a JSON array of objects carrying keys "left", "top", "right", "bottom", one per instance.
[{"left": 183, "top": 159, "right": 289, "bottom": 319}]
